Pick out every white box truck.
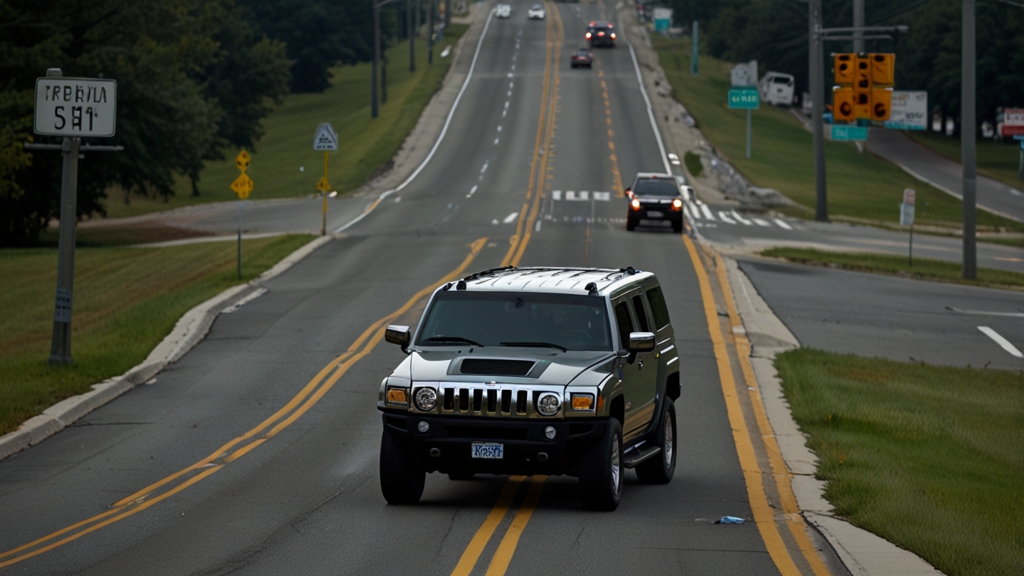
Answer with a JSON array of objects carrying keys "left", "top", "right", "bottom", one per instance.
[{"left": 759, "top": 72, "right": 795, "bottom": 107}]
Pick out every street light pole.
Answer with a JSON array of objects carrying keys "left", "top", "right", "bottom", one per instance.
[
  {"left": 409, "top": 0, "right": 416, "bottom": 73},
  {"left": 810, "top": 0, "right": 827, "bottom": 222},
  {"left": 962, "top": 0, "right": 977, "bottom": 279},
  {"left": 428, "top": 0, "right": 434, "bottom": 65}
]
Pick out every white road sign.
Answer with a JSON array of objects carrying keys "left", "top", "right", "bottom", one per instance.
[
  {"left": 902, "top": 188, "right": 916, "bottom": 205},
  {"left": 35, "top": 77, "right": 117, "bottom": 137},
  {"left": 884, "top": 91, "right": 927, "bottom": 131},
  {"left": 313, "top": 122, "right": 338, "bottom": 151}
]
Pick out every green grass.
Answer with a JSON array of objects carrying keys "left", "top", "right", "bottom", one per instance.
[
  {"left": 760, "top": 247, "right": 1024, "bottom": 289},
  {"left": 103, "top": 26, "right": 468, "bottom": 219},
  {"left": 684, "top": 150, "right": 703, "bottom": 177},
  {"left": 907, "top": 131, "right": 1024, "bottom": 190},
  {"left": 776, "top": 348, "right": 1024, "bottom": 576},
  {"left": 0, "top": 234, "right": 314, "bottom": 435},
  {"left": 651, "top": 37, "right": 1024, "bottom": 232}
]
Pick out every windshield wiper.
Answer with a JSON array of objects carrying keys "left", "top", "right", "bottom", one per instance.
[
  {"left": 420, "top": 336, "right": 484, "bottom": 347},
  {"left": 500, "top": 341, "right": 568, "bottom": 352}
]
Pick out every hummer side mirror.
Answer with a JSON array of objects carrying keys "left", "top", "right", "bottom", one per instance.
[
  {"left": 385, "top": 325, "right": 411, "bottom": 353},
  {"left": 627, "top": 331, "right": 655, "bottom": 353}
]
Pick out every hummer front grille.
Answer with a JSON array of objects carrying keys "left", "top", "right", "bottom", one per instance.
[{"left": 435, "top": 383, "right": 561, "bottom": 418}]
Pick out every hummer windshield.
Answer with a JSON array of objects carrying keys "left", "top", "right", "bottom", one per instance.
[
  {"left": 633, "top": 179, "right": 679, "bottom": 196},
  {"left": 416, "top": 291, "right": 613, "bottom": 351}
]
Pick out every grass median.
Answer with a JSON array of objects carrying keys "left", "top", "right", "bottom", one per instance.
[
  {"left": 650, "top": 37, "right": 1024, "bottom": 233},
  {"left": 776, "top": 348, "right": 1024, "bottom": 576},
  {"left": 759, "top": 247, "right": 1024, "bottom": 290},
  {"left": 0, "top": 234, "right": 314, "bottom": 436},
  {"left": 104, "top": 25, "right": 468, "bottom": 219}
]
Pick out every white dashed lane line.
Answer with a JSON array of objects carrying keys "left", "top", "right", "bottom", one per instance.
[
  {"left": 978, "top": 327, "right": 1024, "bottom": 358},
  {"left": 466, "top": 185, "right": 478, "bottom": 199},
  {"left": 503, "top": 212, "right": 519, "bottom": 224}
]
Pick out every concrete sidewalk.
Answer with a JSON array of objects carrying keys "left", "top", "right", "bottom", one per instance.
[{"left": 867, "top": 129, "right": 1024, "bottom": 223}]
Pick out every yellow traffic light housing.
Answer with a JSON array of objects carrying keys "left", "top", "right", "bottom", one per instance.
[
  {"left": 854, "top": 91, "right": 871, "bottom": 120},
  {"left": 833, "top": 87, "right": 855, "bottom": 122},
  {"left": 871, "top": 88, "right": 893, "bottom": 121},
  {"left": 870, "top": 53, "right": 895, "bottom": 86},
  {"left": 834, "top": 54, "right": 855, "bottom": 85}
]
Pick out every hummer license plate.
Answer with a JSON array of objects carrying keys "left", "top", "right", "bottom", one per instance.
[
  {"left": 646, "top": 210, "right": 664, "bottom": 218},
  {"left": 471, "top": 442, "right": 504, "bottom": 459}
]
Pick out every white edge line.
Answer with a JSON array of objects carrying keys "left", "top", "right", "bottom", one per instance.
[
  {"left": 628, "top": 42, "right": 672, "bottom": 174},
  {"left": 335, "top": 10, "right": 495, "bottom": 233},
  {"left": 978, "top": 326, "right": 1024, "bottom": 358}
]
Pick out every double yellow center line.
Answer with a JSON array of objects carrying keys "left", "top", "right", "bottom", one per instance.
[{"left": 0, "top": 237, "right": 489, "bottom": 569}]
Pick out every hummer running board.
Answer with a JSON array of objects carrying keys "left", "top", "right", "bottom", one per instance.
[{"left": 623, "top": 445, "right": 662, "bottom": 469}]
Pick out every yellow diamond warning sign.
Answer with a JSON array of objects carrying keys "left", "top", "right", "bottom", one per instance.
[
  {"left": 315, "top": 176, "right": 332, "bottom": 192},
  {"left": 235, "top": 150, "right": 250, "bottom": 171},
  {"left": 231, "top": 174, "right": 254, "bottom": 199}
]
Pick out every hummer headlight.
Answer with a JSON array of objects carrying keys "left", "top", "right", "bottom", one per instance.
[
  {"left": 537, "top": 392, "right": 560, "bottom": 416},
  {"left": 414, "top": 387, "right": 437, "bottom": 411}
]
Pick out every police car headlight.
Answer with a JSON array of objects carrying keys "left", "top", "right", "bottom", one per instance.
[
  {"left": 414, "top": 388, "right": 437, "bottom": 411},
  {"left": 537, "top": 393, "right": 560, "bottom": 416}
]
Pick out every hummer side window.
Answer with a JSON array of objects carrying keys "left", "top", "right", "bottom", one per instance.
[
  {"left": 645, "top": 286, "right": 670, "bottom": 330},
  {"left": 613, "top": 301, "right": 634, "bottom": 350},
  {"left": 630, "top": 295, "right": 650, "bottom": 333}
]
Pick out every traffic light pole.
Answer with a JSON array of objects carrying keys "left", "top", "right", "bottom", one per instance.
[
  {"left": 962, "top": 0, "right": 977, "bottom": 279},
  {"left": 853, "top": 0, "right": 864, "bottom": 53},
  {"left": 809, "top": 0, "right": 827, "bottom": 222},
  {"left": 372, "top": 0, "right": 401, "bottom": 119}
]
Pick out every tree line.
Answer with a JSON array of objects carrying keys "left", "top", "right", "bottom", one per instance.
[
  {"left": 667, "top": 0, "right": 1024, "bottom": 130},
  {"left": 0, "top": 0, "right": 406, "bottom": 246}
]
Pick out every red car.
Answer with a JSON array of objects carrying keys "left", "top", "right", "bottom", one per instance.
[{"left": 571, "top": 49, "right": 593, "bottom": 68}]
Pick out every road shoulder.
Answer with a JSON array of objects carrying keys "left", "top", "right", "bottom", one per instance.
[{"left": 722, "top": 255, "right": 945, "bottom": 576}]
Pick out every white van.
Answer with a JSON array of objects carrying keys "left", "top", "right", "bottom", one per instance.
[{"left": 758, "top": 72, "right": 795, "bottom": 107}]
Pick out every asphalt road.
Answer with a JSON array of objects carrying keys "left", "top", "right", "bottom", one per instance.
[
  {"left": 0, "top": 2, "right": 832, "bottom": 575},
  {"left": 738, "top": 258, "right": 1024, "bottom": 371},
  {"left": 868, "top": 128, "right": 1024, "bottom": 223}
]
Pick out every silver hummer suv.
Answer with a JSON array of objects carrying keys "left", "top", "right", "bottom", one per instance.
[{"left": 378, "top": 267, "right": 680, "bottom": 511}]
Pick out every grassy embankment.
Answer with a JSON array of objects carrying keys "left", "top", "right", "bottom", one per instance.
[
  {"left": 776, "top": 349, "right": 1024, "bottom": 576},
  {"left": 102, "top": 25, "right": 468, "bottom": 219},
  {"left": 650, "top": 36, "right": 1024, "bottom": 234},
  {"left": 761, "top": 247, "right": 1024, "bottom": 290},
  {"left": 907, "top": 130, "right": 1023, "bottom": 189},
  {"left": 0, "top": 234, "right": 314, "bottom": 436}
]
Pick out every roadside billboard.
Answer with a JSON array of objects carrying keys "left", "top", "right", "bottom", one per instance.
[
  {"left": 1000, "top": 108, "right": 1024, "bottom": 137},
  {"left": 883, "top": 91, "right": 927, "bottom": 131},
  {"left": 653, "top": 7, "right": 672, "bottom": 32}
]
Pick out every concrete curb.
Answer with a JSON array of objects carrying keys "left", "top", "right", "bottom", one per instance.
[
  {"left": 722, "top": 256, "right": 944, "bottom": 576},
  {"left": 0, "top": 235, "right": 333, "bottom": 462}
]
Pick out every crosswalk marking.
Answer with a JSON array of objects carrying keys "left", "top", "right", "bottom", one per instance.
[
  {"left": 774, "top": 218, "right": 793, "bottom": 230},
  {"left": 718, "top": 211, "right": 736, "bottom": 224},
  {"left": 551, "top": 190, "right": 612, "bottom": 202},
  {"left": 753, "top": 218, "right": 770, "bottom": 226},
  {"left": 700, "top": 204, "right": 715, "bottom": 220},
  {"left": 731, "top": 210, "right": 752, "bottom": 225}
]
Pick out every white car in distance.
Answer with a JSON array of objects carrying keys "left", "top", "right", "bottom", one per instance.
[
  {"left": 528, "top": 4, "right": 545, "bottom": 19},
  {"left": 496, "top": 4, "right": 511, "bottom": 18}
]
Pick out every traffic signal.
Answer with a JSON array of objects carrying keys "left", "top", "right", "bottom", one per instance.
[
  {"left": 870, "top": 53, "right": 895, "bottom": 86},
  {"left": 831, "top": 52, "right": 896, "bottom": 122},
  {"left": 833, "top": 87, "right": 855, "bottom": 122},
  {"left": 871, "top": 88, "right": 893, "bottom": 121},
  {"left": 834, "top": 54, "right": 855, "bottom": 85}
]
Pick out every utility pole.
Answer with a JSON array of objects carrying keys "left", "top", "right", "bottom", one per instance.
[
  {"left": 962, "top": 0, "right": 977, "bottom": 279},
  {"left": 809, "top": 0, "right": 827, "bottom": 221},
  {"left": 409, "top": 0, "right": 416, "bottom": 73},
  {"left": 853, "top": 0, "right": 864, "bottom": 53},
  {"left": 372, "top": 0, "right": 400, "bottom": 118},
  {"left": 691, "top": 21, "right": 699, "bottom": 76},
  {"left": 428, "top": 0, "right": 434, "bottom": 65}
]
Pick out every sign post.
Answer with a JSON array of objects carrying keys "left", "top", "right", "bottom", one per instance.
[
  {"left": 31, "top": 69, "right": 119, "bottom": 364},
  {"left": 313, "top": 123, "right": 339, "bottom": 235},
  {"left": 900, "top": 188, "right": 916, "bottom": 266},
  {"left": 729, "top": 61, "right": 759, "bottom": 160},
  {"left": 231, "top": 150, "right": 253, "bottom": 279}
]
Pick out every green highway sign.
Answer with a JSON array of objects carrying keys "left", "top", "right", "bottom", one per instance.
[
  {"left": 832, "top": 124, "right": 868, "bottom": 141},
  {"left": 727, "top": 88, "right": 759, "bottom": 110}
]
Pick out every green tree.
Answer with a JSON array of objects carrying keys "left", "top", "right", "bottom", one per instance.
[
  {"left": 0, "top": 0, "right": 291, "bottom": 245},
  {"left": 240, "top": 0, "right": 373, "bottom": 93}
]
